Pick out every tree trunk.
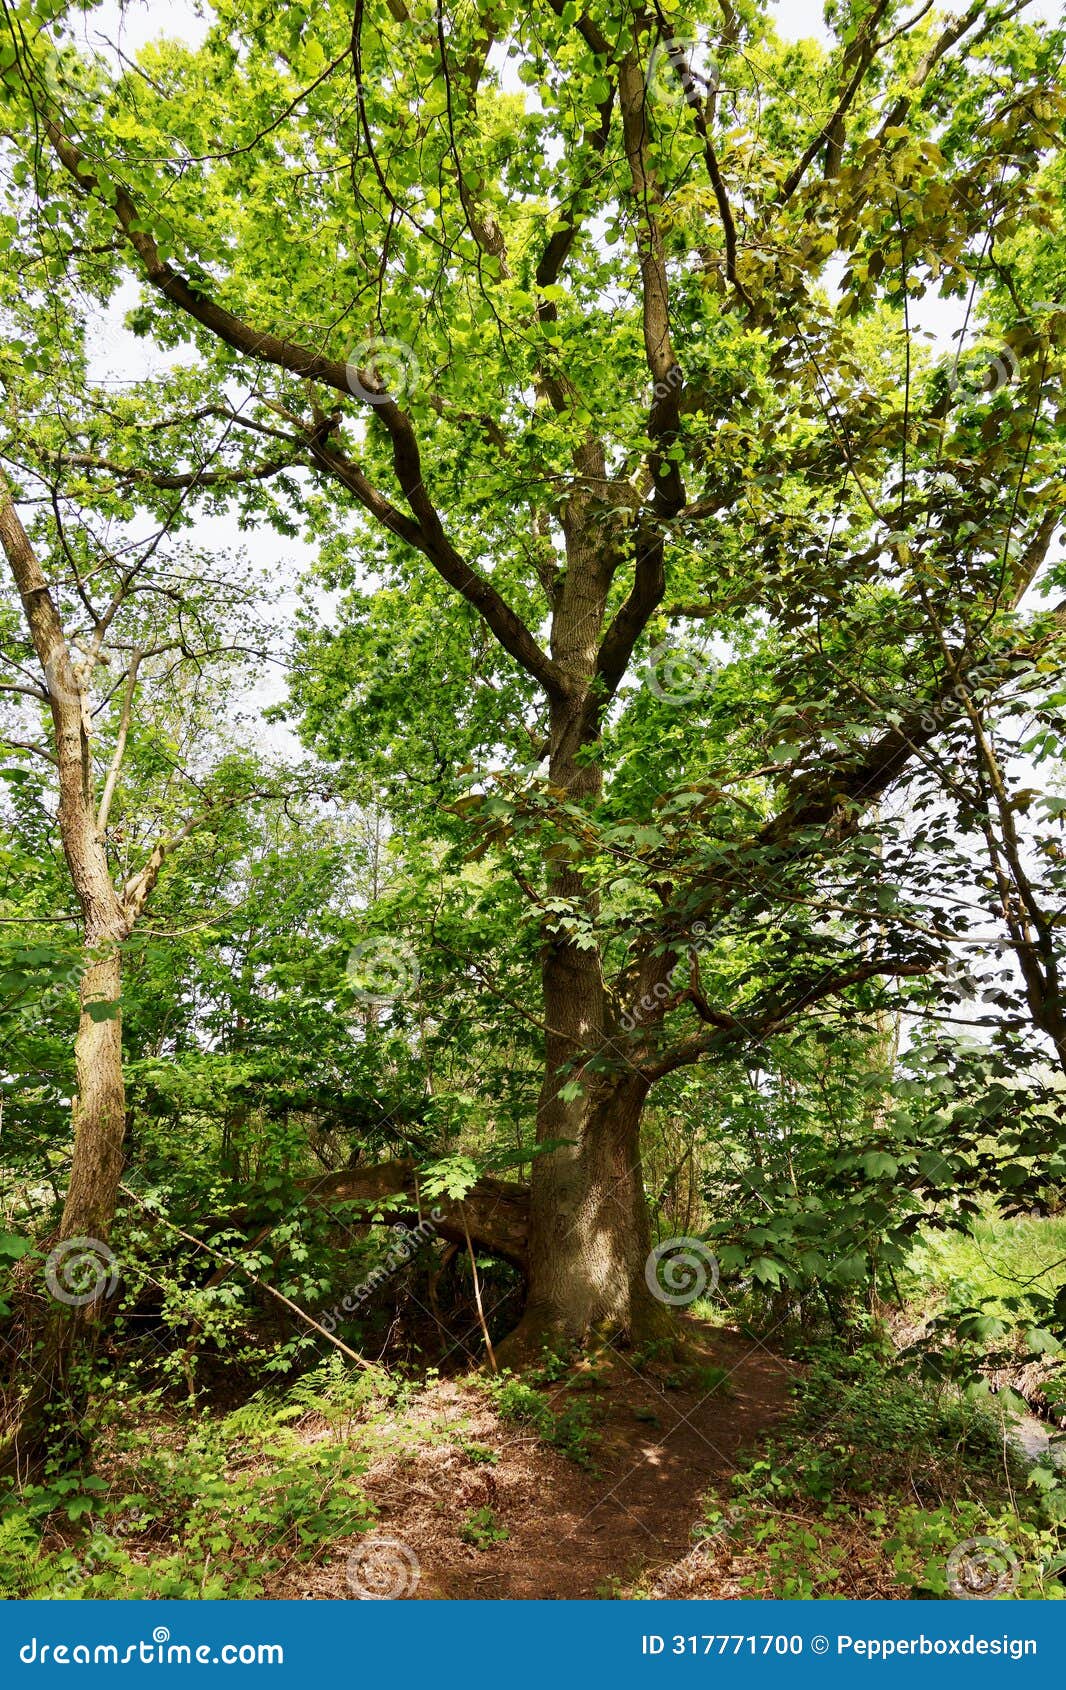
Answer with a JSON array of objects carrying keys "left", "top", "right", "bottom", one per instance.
[
  {"left": 506, "top": 518, "right": 676, "bottom": 1354},
  {"left": 0, "top": 933, "right": 126, "bottom": 1481},
  {"left": 523, "top": 1066, "right": 671, "bottom": 1350},
  {"left": 64, "top": 941, "right": 127, "bottom": 1243},
  {"left": 0, "top": 477, "right": 130, "bottom": 1478}
]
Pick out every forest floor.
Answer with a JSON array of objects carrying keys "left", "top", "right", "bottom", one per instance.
[
  {"left": 266, "top": 1323, "right": 795, "bottom": 1601},
  {"left": 5, "top": 1302, "right": 1061, "bottom": 1601}
]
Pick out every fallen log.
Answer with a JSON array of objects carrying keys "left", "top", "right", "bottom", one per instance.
[{"left": 295, "top": 1160, "right": 530, "bottom": 1273}]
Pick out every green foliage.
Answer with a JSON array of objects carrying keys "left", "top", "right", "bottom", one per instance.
[
  {"left": 489, "top": 1375, "right": 554, "bottom": 1439},
  {"left": 712, "top": 1342, "right": 1065, "bottom": 1600},
  {"left": 487, "top": 1371, "right": 603, "bottom": 1471},
  {"left": 0, "top": 0, "right": 1064, "bottom": 1602},
  {"left": 459, "top": 1507, "right": 509, "bottom": 1549},
  {"left": 0, "top": 1360, "right": 385, "bottom": 1599},
  {"left": 909, "top": 1216, "right": 1066, "bottom": 1319},
  {"left": 887, "top": 1504, "right": 1066, "bottom": 1600},
  {"left": 0, "top": 1515, "right": 50, "bottom": 1599},
  {"left": 456, "top": 1441, "right": 500, "bottom": 1466}
]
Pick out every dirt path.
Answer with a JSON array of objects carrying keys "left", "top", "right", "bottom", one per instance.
[{"left": 276, "top": 1322, "right": 794, "bottom": 1601}]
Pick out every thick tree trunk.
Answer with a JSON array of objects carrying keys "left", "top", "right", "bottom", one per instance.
[
  {"left": 506, "top": 516, "right": 675, "bottom": 1354},
  {"left": 524, "top": 1068, "right": 670, "bottom": 1348}
]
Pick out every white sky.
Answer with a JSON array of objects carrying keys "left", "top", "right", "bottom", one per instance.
[{"left": 78, "top": 0, "right": 1066, "bottom": 54}]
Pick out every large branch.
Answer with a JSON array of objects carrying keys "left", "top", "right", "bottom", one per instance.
[
  {"left": 776, "top": 0, "right": 893, "bottom": 206},
  {"left": 650, "top": 6, "right": 753, "bottom": 307},
  {"left": 641, "top": 961, "right": 933, "bottom": 1081},
  {"left": 121, "top": 787, "right": 274, "bottom": 923},
  {"left": 261, "top": 1159, "right": 530, "bottom": 1271},
  {"left": 585, "top": 51, "right": 694, "bottom": 719},
  {"left": 40, "top": 114, "right": 569, "bottom": 703},
  {"left": 42, "top": 446, "right": 300, "bottom": 492},
  {"left": 763, "top": 604, "right": 1066, "bottom": 853},
  {"left": 625, "top": 597, "right": 1066, "bottom": 1016}
]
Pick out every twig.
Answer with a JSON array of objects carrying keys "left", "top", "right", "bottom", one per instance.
[
  {"left": 461, "top": 1203, "right": 498, "bottom": 1373},
  {"left": 118, "top": 1183, "right": 377, "bottom": 1372}
]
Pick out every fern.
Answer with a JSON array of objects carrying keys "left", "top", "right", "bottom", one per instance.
[
  {"left": 279, "top": 1355, "right": 380, "bottom": 1428},
  {"left": 0, "top": 1515, "right": 49, "bottom": 1599}
]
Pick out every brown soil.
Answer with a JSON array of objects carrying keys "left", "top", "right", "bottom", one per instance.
[{"left": 269, "top": 1319, "right": 794, "bottom": 1601}]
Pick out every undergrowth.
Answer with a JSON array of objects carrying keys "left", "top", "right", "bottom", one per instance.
[
  {"left": 689, "top": 1342, "right": 1066, "bottom": 1600},
  {"left": 0, "top": 1357, "right": 392, "bottom": 1599}
]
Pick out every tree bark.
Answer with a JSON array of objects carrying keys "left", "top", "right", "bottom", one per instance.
[
  {"left": 509, "top": 506, "right": 673, "bottom": 1354},
  {"left": 523, "top": 1067, "right": 670, "bottom": 1350},
  {"left": 0, "top": 477, "right": 129, "bottom": 1477}
]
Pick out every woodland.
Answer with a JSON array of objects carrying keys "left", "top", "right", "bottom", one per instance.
[{"left": 0, "top": 0, "right": 1065, "bottom": 1602}]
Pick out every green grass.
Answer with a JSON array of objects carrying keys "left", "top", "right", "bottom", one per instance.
[{"left": 908, "top": 1215, "right": 1066, "bottom": 1318}]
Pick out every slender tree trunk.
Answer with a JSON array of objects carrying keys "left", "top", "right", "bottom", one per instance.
[
  {"left": 64, "top": 940, "right": 127, "bottom": 1241},
  {"left": 0, "top": 477, "right": 130, "bottom": 1477}
]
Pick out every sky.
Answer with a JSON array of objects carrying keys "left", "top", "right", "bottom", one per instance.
[{"left": 78, "top": 0, "right": 1066, "bottom": 55}]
